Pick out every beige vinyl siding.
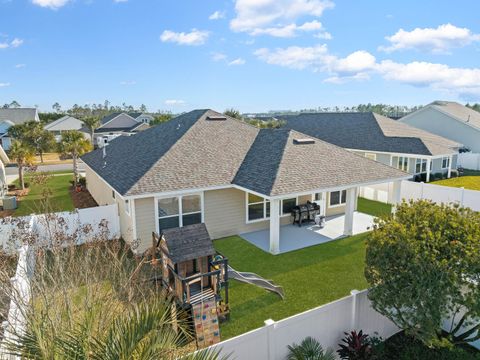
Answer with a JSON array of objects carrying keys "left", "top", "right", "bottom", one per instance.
[
  {"left": 297, "top": 194, "right": 312, "bottom": 204},
  {"left": 204, "top": 188, "right": 290, "bottom": 240},
  {"left": 134, "top": 197, "right": 156, "bottom": 253}
]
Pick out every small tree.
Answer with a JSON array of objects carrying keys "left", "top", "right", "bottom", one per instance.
[
  {"left": 9, "top": 140, "right": 35, "bottom": 189},
  {"left": 60, "top": 130, "right": 92, "bottom": 186},
  {"left": 8, "top": 121, "right": 55, "bottom": 163},
  {"left": 223, "top": 108, "right": 242, "bottom": 120},
  {"left": 365, "top": 200, "right": 480, "bottom": 347},
  {"left": 81, "top": 115, "right": 101, "bottom": 143}
]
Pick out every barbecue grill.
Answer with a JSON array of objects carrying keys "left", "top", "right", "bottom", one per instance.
[{"left": 291, "top": 201, "right": 321, "bottom": 227}]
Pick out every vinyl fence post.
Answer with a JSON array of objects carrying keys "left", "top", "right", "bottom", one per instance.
[
  {"left": 350, "top": 289, "right": 360, "bottom": 330},
  {"left": 264, "top": 319, "right": 276, "bottom": 360},
  {"left": 460, "top": 187, "right": 465, "bottom": 207}
]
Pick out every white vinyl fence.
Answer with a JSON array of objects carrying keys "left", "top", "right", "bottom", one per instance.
[
  {"left": 211, "top": 290, "right": 400, "bottom": 360},
  {"left": 360, "top": 180, "right": 480, "bottom": 212},
  {"left": 0, "top": 204, "right": 120, "bottom": 254},
  {"left": 458, "top": 153, "right": 480, "bottom": 170}
]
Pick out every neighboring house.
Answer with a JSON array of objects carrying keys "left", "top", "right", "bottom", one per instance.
[
  {"left": 0, "top": 145, "right": 9, "bottom": 197},
  {"left": 44, "top": 115, "right": 90, "bottom": 141},
  {"left": 128, "top": 112, "right": 154, "bottom": 124},
  {"left": 398, "top": 101, "right": 480, "bottom": 153},
  {"left": 82, "top": 109, "right": 408, "bottom": 255},
  {"left": 0, "top": 108, "right": 40, "bottom": 150},
  {"left": 280, "top": 112, "right": 461, "bottom": 182},
  {"left": 94, "top": 112, "right": 149, "bottom": 147}
]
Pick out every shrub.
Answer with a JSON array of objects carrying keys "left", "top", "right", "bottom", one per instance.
[
  {"left": 287, "top": 337, "right": 336, "bottom": 360},
  {"left": 337, "top": 330, "right": 373, "bottom": 360},
  {"left": 78, "top": 177, "right": 86, "bottom": 187},
  {"left": 450, "top": 169, "right": 459, "bottom": 178}
]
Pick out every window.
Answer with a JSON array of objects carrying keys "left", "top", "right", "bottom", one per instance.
[
  {"left": 442, "top": 157, "right": 450, "bottom": 169},
  {"left": 247, "top": 193, "right": 270, "bottom": 222},
  {"left": 329, "top": 190, "right": 347, "bottom": 207},
  {"left": 157, "top": 194, "right": 202, "bottom": 231},
  {"left": 112, "top": 190, "right": 116, "bottom": 199},
  {"left": 392, "top": 156, "right": 408, "bottom": 171},
  {"left": 365, "top": 153, "right": 376, "bottom": 161},
  {"left": 281, "top": 198, "right": 297, "bottom": 215},
  {"left": 314, "top": 192, "right": 323, "bottom": 201},
  {"left": 415, "top": 159, "right": 427, "bottom": 174}
]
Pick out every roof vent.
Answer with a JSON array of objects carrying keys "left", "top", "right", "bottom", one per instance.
[
  {"left": 293, "top": 138, "right": 315, "bottom": 145},
  {"left": 207, "top": 115, "right": 227, "bottom": 121}
]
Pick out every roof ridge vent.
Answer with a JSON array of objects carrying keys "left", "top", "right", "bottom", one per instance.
[
  {"left": 293, "top": 138, "right": 315, "bottom": 145},
  {"left": 207, "top": 115, "right": 227, "bottom": 121}
]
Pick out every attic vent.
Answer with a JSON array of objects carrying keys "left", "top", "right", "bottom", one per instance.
[
  {"left": 207, "top": 115, "right": 227, "bottom": 121},
  {"left": 293, "top": 138, "right": 315, "bottom": 145}
]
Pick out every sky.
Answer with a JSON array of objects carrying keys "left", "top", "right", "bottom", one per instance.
[{"left": 1, "top": 0, "right": 480, "bottom": 113}]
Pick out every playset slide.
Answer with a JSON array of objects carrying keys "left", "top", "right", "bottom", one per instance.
[{"left": 227, "top": 266, "right": 285, "bottom": 299}]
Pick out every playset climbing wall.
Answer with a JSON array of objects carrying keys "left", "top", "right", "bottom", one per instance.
[{"left": 192, "top": 298, "right": 221, "bottom": 348}]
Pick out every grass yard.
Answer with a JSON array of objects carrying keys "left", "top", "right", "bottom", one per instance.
[
  {"left": 14, "top": 173, "right": 75, "bottom": 216},
  {"left": 433, "top": 176, "right": 480, "bottom": 191},
  {"left": 357, "top": 197, "right": 392, "bottom": 217},
  {"left": 214, "top": 233, "right": 368, "bottom": 339}
]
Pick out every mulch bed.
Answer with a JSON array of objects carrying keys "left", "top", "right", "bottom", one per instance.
[{"left": 70, "top": 187, "right": 98, "bottom": 209}]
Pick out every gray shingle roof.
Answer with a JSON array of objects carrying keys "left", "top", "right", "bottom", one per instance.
[
  {"left": 0, "top": 108, "right": 39, "bottom": 125},
  {"left": 279, "top": 112, "right": 458, "bottom": 156},
  {"left": 162, "top": 223, "right": 215, "bottom": 264},
  {"left": 82, "top": 109, "right": 408, "bottom": 198},
  {"left": 44, "top": 115, "right": 86, "bottom": 132}
]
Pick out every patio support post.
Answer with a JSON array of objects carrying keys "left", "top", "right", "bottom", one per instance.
[
  {"left": 269, "top": 199, "right": 280, "bottom": 255},
  {"left": 392, "top": 180, "right": 402, "bottom": 213},
  {"left": 447, "top": 155, "right": 452, "bottom": 178},
  {"left": 426, "top": 158, "right": 432, "bottom": 182},
  {"left": 343, "top": 188, "right": 356, "bottom": 236}
]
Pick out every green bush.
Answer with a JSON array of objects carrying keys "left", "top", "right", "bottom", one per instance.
[{"left": 287, "top": 337, "right": 336, "bottom": 360}]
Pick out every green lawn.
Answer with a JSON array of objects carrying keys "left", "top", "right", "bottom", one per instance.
[
  {"left": 14, "top": 173, "right": 75, "bottom": 216},
  {"left": 357, "top": 197, "right": 392, "bottom": 217},
  {"left": 433, "top": 176, "right": 480, "bottom": 191},
  {"left": 215, "top": 233, "right": 368, "bottom": 339}
]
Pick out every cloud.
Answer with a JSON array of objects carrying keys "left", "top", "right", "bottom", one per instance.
[
  {"left": 228, "top": 58, "right": 246, "bottom": 66},
  {"left": 120, "top": 80, "right": 136, "bottom": 85},
  {"left": 0, "top": 38, "right": 24, "bottom": 49},
  {"left": 15, "top": 64, "right": 26, "bottom": 68},
  {"left": 249, "top": 20, "right": 330, "bottom": 38},
  {"left": 160, "top": 29, "right": 209, "bottom": 46},
  {"left": 32, "top": 0, "right": 70, "bottom": 9},
  {"left": 0, "top": 83, "right": 11, "bottom": 88},
  {"left": 379, "top": 23, "right": 480, "bottom": 53},
  {"left": 211, "top": 52, "right": 227, "bottom": 61},
  {"left": 230, "top": 0, "right": 334, "bottom": 37},
  {"left": 209, "top": 10, "right": 225, "bottom": 20},
  {"left": 165, "top": 99, "right": 186, "bottom": 106}
]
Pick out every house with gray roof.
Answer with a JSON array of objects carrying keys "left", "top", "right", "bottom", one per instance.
[
  {"left": 44, "top": 115, "right": 90, "bottom": 141},
  {"left": 82, "top": 109, "right": 408, "bottom": 255},
  {"left": 94, "top": 112, "right": 149, "bottom": 147},
  {"left": 398, "top": 101, "right": 480, "bottom": 153},
  {"left": 280, "top": 112, "right": 461, "bottom": 182},
  {"left": 0, "top": 108, "right": 40, "bottom": 150}
]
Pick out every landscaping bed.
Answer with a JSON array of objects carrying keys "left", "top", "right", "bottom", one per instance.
[{"left": 214, "top": 233, "right": 368, "bottom": 339}]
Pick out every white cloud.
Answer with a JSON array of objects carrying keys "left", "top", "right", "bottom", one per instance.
[
  {"left": 120, "top": 80, "right": 136, "bottom": 85},
  {"left": 15, "top": 64, "right": 26, "bottom": 68},
  {"left": 209, "top": 10, "right": 225, "bottom": 20},
  {"left": 228, "top": 58, "right": 246, "bottom": 66},
  {"left": 0, "top": 38, "right": 24, "bottom": 49},
  {"left": 0, "top": 83, "right": 11, "bottom": 88},
  {"left": 32, "top": 0, "right": 70, "bottom": 9},
  {"left": 160, "top": 29, "right": 209, "bottom": 46},
  {"left": 114, "top": 0, "right": 128, "bottom": 2},
  {"left": 230, "top": 0, "right": 334, "bottom": 37},
  {"left": 249, "top": 20, "right": 330, "bottom": 38},
  {"left": 211, "top": 52, "right": 227, "bottom": 61},
  {"left": 165, "top": 99, "right": 186, "bottom": 106},
  {"left": 379, "top": 23, "right": 480, "bottom": 53}
]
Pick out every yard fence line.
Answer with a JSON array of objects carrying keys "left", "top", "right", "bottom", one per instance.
[
  {"left": 457, "top": 153, "right": 480, "bottom": 171},
  {"left": 360, "top": 180, "right": 480, "bottom": 212},
  {"left": 0, "top": 204, "right": 120, "bottom": 255}
]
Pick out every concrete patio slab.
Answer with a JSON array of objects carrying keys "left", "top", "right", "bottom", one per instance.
[{"left": 240, "top": 211, "right": 375, "bottom": 254}]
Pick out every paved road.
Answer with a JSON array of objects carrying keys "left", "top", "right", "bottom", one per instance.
[{"left": 5, "top": 161, "right": 85, "bottom": 175}]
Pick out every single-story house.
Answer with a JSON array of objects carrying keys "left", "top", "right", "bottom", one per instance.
[
  {"left": 44, "top": 115, "right": 90, "bottom": 141},
  {"left": 279, "top": 112, "right": 461, "bottom": 182},
  {"left": 398, "top": 101, "right": 480, "bottom": 153},
  {"left": 0, "top": 108, "right": 40, "bottom": 150},
  {"left": 82, "top": 109, "right": 408, "bottom": 255},
  {"left": 94, "top": 112, "right": 149, "bottom": 147}
]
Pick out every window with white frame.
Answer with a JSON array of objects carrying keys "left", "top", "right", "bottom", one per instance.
[
  {"left": 247, "top": 193, "right": 270, "bottom": 221},
  {"left": 329, "top": 190, "right": 347, "bottom": 207},
  {"left": 442, "top": 156, "right": 450, "bottom": 169},
  {"left": 157, "top": 194, "right": 202, "bottom": 231},
  {"left": 392, "top": 156, "right": 408, "bottom": 171},
  {"left": 314, "top": 192, "right": 323, "bottom": 201},
  {"left": 415, "top": 158, "right": 427, "bottom": 174},
  {"left": 365, "top": 153, "right": 376, "bottom": 161},
  {"left": 281, "top": 197, "right": 297, "bottom": 215}
]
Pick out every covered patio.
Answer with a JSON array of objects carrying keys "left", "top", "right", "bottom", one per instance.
[{"left": 241, "top": 211, "right": 375, "bottom": 254}]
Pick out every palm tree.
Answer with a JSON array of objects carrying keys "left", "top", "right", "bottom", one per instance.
[
  {"left": 60, "top": 130, "right": 92, "bottom": 186},
  {"left": 287, "top": 337, "right": 336, "bottom": 360},
  {"left": 9, "top": 140, "right": 35, "bottom": 190},
  {"left": 81, "top": 116, "right": 101, "bottom": 144}
]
